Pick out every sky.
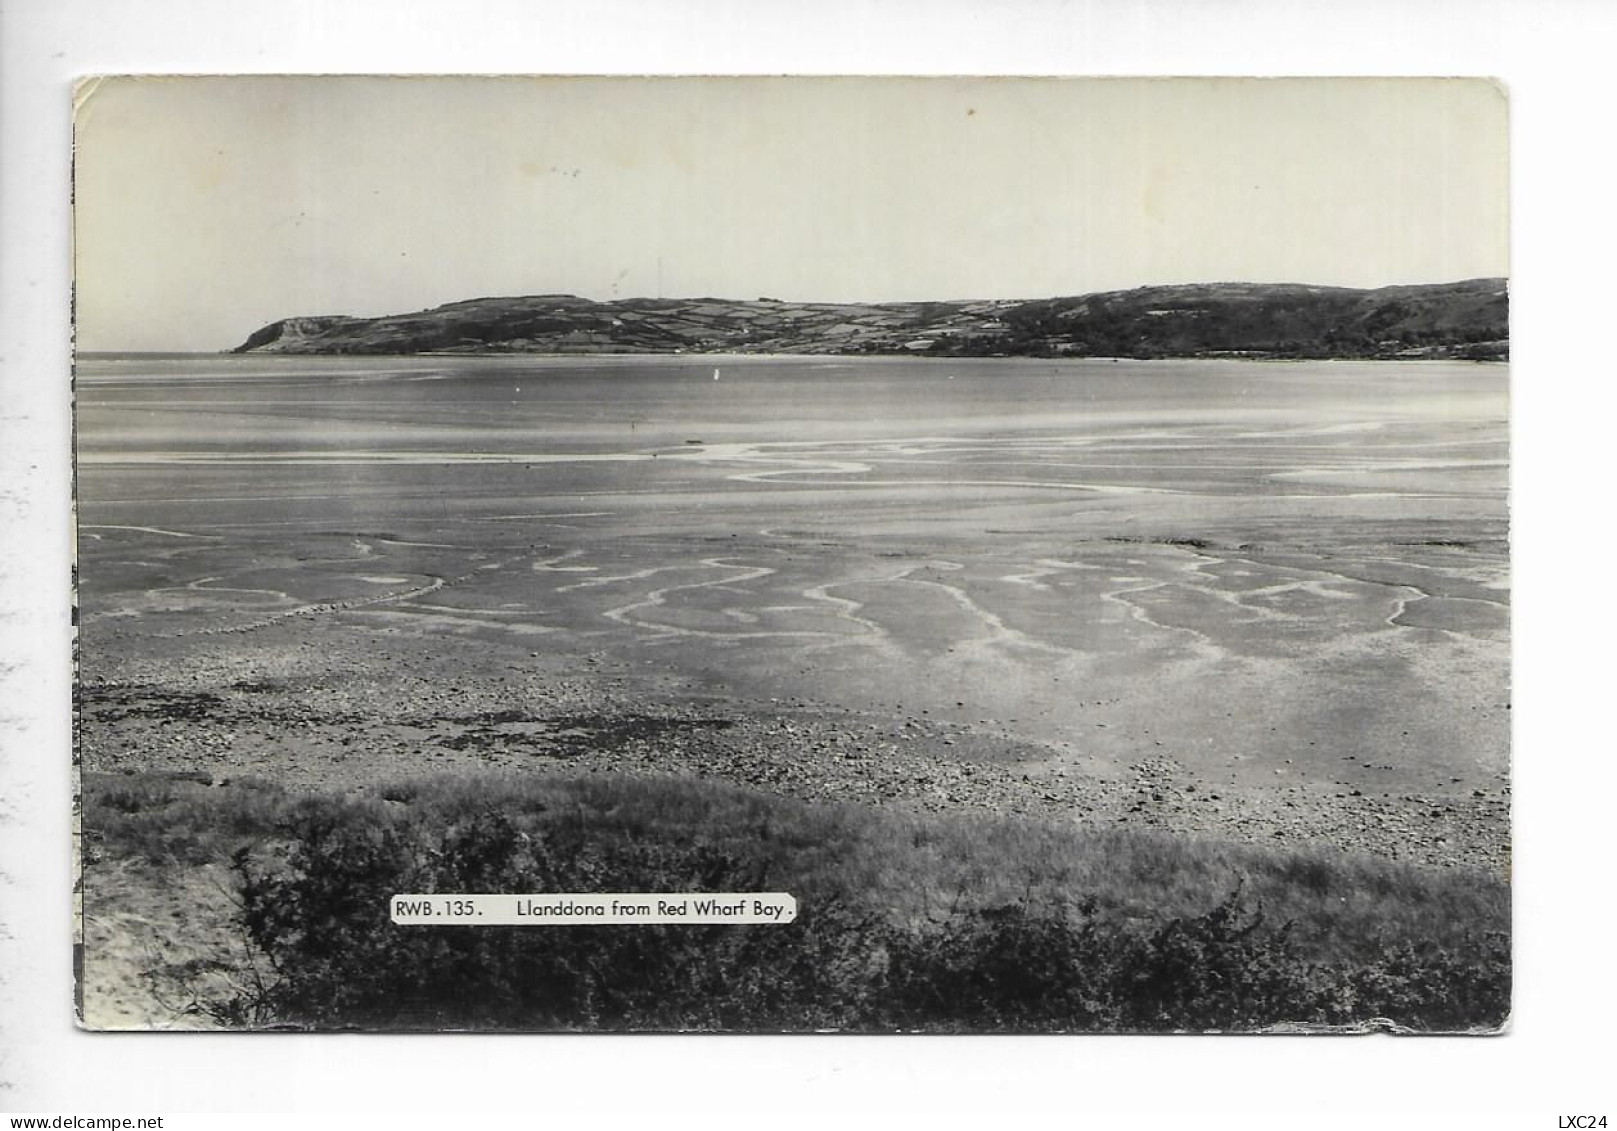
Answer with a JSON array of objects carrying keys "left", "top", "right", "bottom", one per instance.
[{"left": 72, "top": 75, "right": 1509, "bottom": 352}]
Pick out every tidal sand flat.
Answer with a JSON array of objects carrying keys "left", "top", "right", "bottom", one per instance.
[{"left": 75, "top": 354, "right": 1510, "bottom": 1030}]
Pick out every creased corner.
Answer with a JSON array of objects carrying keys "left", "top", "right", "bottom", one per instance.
[{"left": 72, "top": 75, "right": 108, "bottom": 122}]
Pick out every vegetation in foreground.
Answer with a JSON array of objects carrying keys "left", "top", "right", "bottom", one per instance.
[{"left": 82, "top": 768, "right": 1510, "bottom": 1033}]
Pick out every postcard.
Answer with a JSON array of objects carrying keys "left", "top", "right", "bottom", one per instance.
[{"left": 72, "top": 75, "right": 1509, "bottom": 1032}]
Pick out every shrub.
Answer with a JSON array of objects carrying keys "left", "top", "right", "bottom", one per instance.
[
  {"left": 880, "top": 899, "right": 1122, "bottom": 1031},
  {"left": 213, "top": 806, "right": 1510, "bottom": 1032},
  {"left": 228, "top": 808, "right": 880, "bottom": 1030},
  {"left": 93, "top": 772, "right": 1503, "bottom": 1033},
  {"left": 1112, "top": 887, "right": 1323, "bottom": 1030},
  {"left": 1331, "top": 933, "right": 1511, "bottom": 1030}
]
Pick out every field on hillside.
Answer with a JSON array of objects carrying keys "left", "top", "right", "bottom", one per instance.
[{"left": 74, "top": 354, "right": 1510, "bottom": 1031}]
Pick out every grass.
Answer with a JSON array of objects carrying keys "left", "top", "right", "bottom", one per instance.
[{"left": 81, "top": 767, "right": 1510, "bottom": 1032}]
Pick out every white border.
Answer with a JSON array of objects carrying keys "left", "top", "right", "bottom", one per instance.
[{"left": 3, "top": 0, "right": 1613, "bottom": 1119}]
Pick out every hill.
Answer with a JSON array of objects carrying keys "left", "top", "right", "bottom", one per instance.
[{"left": 233, "top": 278, "right": 1508, "bottom": 360}]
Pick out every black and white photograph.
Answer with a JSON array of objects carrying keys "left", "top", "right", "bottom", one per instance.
[{"left": 69, "top": 74, "right": 1510, "bottom": 1034}]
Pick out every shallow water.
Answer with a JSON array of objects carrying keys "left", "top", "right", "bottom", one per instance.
[
  {"left": 77, "top": 354, "right": 1510, "bottom": 792},
  {"left": 77, "top": 354, "right": 1506, "bottom": 532}
]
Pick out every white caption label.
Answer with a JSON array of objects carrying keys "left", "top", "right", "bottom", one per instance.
[{"left": 391, "top": 892, "right": 798, "bottom": 925}]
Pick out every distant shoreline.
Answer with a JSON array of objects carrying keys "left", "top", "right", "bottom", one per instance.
[
  {"left": 76, "top": 350, "right": 1510, "bottom": 366},
  {"left": 217, "top": 279, "right": 1510, "bottom": 363}
]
